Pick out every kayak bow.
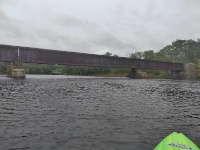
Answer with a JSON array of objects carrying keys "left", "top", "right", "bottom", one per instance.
[{"left": 154, "top": 132, "right": 199, "bottom": 150}]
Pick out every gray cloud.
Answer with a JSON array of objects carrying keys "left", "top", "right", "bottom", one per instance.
[{"left": 0, "top": 0, "right": 200, "bottom": 57}]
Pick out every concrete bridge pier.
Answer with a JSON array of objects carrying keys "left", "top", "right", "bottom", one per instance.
[
  {"left": 127, "top": 68, "right": 142, "bottom": 78},
  {"left": 169, "top": 70, "right": 182, "bottom": 79},
  {"left": 12, "top": 64, "right": 25, "bottom": 78},
  {"left": 169, "top": 63, "right": 198, "bottom": 80},
  {"left": 184, "top": 63, "right": 198, "bottom": 80}
]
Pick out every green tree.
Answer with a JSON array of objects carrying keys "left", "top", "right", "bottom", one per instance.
[
  {"left": 143, "top": 50, "right": 155, "bottom": 60},
  {"left": 157, "top": 39, "right": 200, "bottom": 63},
  {"left": 0, "top": 62, "right": 12, "bottom": 75},
  {"left": 62, "top": 66, "right": 73, "bottom": 75},
  {"left": 113, "top": 54, "right": 119, "bottom": 57},
  {"left": 129, "top": 52, "right": 143, "bottom": 59},
  {"left": 155, "top": 45, "right": 173, "bottom": 62},
  {"left": 198, "top": 60, "right": 200, "bottom": 77},
  {"left": 104, "top": 52, "right": 112, "bottom": 56},
  {"left": 129, "top": 53, "right": 137, "bottom": 59}
]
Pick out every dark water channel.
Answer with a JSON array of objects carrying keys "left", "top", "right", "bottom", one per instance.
[{"left": 0, "top": 75, "right": 200, "bottom": 150}]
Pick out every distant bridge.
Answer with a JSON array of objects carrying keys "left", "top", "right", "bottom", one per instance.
[{"left": 0, "top": 44, "right": 184, "bottom": 73}]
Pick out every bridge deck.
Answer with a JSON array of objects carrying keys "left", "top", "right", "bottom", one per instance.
[{"left": 0, "top": 44, "right": 184, "bottom": 71}]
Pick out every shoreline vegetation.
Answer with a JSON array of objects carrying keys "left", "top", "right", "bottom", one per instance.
[
  {"left": 94, "top": 73, "right": 128, "bottom": 77},
  {"left": 0, "top": 39, "right": 200, "bottom": 79}
]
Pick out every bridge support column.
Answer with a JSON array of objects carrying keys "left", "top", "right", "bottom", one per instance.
[
  {"left": 12, "top": 65, "right": 25, "bottom": 78},
  {"left": 184, "top": 63, "right": 198, "bottom": 80},
  {"left": 169, "top": 70, "right": 182, "bottom": 79},
  {"left": 127, "top": 68, "right": 142, "bottom": 78}
]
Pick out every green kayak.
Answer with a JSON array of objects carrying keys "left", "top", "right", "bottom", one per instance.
[{"left": 154, "top": 132, "right": 199, "bottom": 150}]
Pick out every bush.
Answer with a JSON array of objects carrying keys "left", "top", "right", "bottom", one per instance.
[
  {"left": 198, "top": 60, "right": 200, "bottom": 78},
  {"left": 6, "top": 67, "right": 12, "bottom": 76}
]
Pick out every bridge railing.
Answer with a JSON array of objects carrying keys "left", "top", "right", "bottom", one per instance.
[{"left": 0, "top": 45, "right": 18, "bottom": 63}]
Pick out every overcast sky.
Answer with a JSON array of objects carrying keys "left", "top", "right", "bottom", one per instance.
[{"left": 0, "top": 0, "right": 200, "bottom": 57}]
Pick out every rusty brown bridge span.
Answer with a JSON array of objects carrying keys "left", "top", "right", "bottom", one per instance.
[{"left": 0, "top": 44, "right": 184, "bottom": 78}]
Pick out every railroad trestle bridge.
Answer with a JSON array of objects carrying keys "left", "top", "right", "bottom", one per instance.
[{"left": 0, "top": 44, "right": 185, "bottom": 78}]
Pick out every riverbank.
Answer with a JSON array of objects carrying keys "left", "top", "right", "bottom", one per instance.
[{"left": 94, "top": 73, "right": 128, "bottom": 77}]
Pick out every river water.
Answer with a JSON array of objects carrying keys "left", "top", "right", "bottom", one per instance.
[{"left": 0, "top": 75, "right": 200, "bottom": 150}]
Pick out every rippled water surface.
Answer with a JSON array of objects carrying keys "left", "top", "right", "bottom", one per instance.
[{"left": 0, "top": 75, "right": 200, "bottom": 150}]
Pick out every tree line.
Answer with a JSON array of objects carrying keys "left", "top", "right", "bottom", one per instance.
[
  {"left": 129, "top": 39, "right": 200, "bottom": 64},
  {"left": 129, "top": 39, "right": 200, "bottom": 77}
]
